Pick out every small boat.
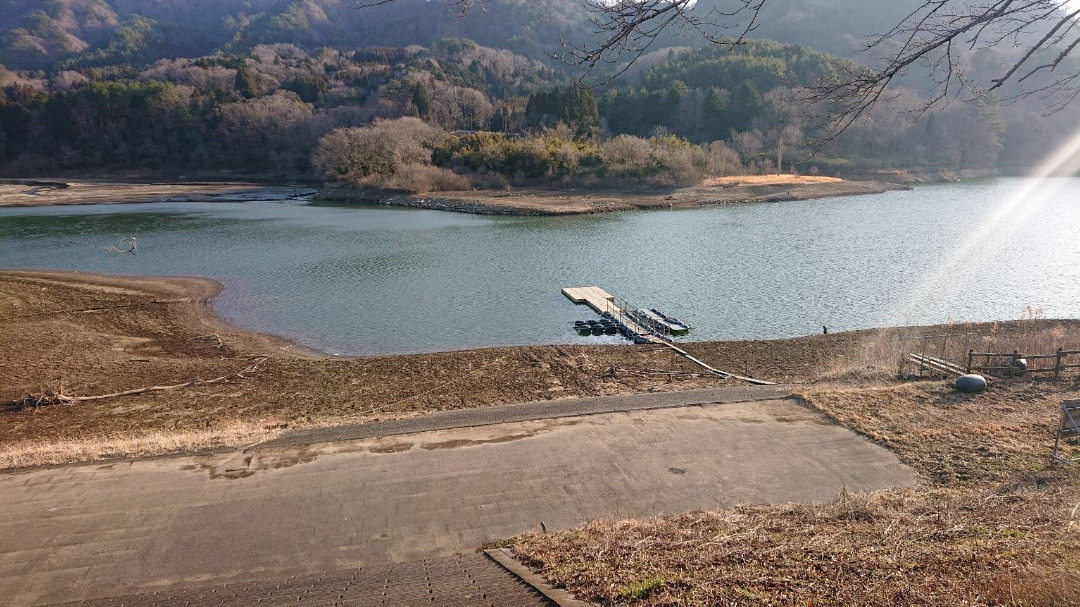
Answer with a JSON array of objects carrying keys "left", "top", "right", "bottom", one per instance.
[{"left": 636, "top": 308, "right": 690, "bottom": 334}]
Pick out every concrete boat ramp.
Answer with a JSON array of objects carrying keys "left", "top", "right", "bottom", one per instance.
[{"left": 1, "top": 387, "right": 918, "bottom": 606}]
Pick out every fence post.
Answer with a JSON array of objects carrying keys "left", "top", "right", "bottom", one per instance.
[
  {"left": 1056, "top": 347, "right": 1064, "bottom": 379},
  {"left": 967, "top": 348, "right": 974, "bottom": 373},
  {"left": 941, "top": 335, "right": 949, "bottom": 361}
]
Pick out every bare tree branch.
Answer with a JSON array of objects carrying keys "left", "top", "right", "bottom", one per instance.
[
  {"left": 356, "top": 0, "right": 1080, "bottom": 137},
  {"left": 802, "top": 0, "right": 1080, "bottom": 141},
  {"left": 555, "top": 0, "right": 767, "bottom": 84},
  {"left": 356, "top": 0, "right": 489, "bottom": 16}
]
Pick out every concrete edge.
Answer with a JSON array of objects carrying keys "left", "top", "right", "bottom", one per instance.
[
  {"left": 259, "top": 384, "right": 795, "bottom": 450},
  {"left": 484, "top": 548, "right": 595, "bottom": 607},
  {"left": 0, "top": 385, "right": 797, "bottom": 475}
]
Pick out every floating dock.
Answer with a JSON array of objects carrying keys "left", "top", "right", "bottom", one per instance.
[
  {"left": 561, "top": 286, "right": 659, "bottom": 344},
  {"left": 561, "top": 286, "right": 617, "bottom": 315},
  {"left": 562, "top": 286, "right": 775, "bottom": 386}
]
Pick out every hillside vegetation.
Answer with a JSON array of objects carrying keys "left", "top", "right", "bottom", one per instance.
[
  {"left": 0, "top": 0, "right": 595, "bottom": 71},
  {"left": 1, "top": 1, "right": 1079, "bottom": 187}
]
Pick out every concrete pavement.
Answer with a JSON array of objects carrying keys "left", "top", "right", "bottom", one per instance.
[{"left": 0, "top": 392, "right": 918, "bottom": 606}]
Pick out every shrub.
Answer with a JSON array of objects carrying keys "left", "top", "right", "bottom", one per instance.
[
  {"left": 600, "top": 134, "right": 653, "bottom": 177},
  {"left": 383, "top": 164, "right": 470, "bottom": 193},
  {"left": 647, "top": 135, "right": 705, "bottom": 186},
  {"left": 434, "top": 132, "right": 602, "bottom": 183},
  {"left": 703, "top": 140, "right": 746, "bottom": 176},
  {"left": 311, "top": 117, "right": 467, "bottom": 192}
]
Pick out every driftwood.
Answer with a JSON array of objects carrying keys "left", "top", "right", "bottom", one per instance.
[{"left": 8, "top": 358, "right": 267, "bottom": 411}]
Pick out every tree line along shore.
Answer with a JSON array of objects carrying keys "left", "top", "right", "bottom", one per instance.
[{"left": 2, "top": 35, "right": 1061, "bottom": 194}]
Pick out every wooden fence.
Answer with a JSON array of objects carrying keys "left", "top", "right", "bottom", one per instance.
[{"left": 967, "top": 348, "right": 1080, "bottom": 377}]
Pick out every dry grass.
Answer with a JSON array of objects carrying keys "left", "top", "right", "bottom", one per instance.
[
  {"left": 818, "top": 319, "right": 1080, "bottom": 382},
  {"left": 511, "top": 377, "right": 1080, "bottom": 606},
  {"left": 513, "top": 483, "right": 1080, "bottom": 606},
  {"left": 0, "top": 418, "right": 291, "bottom": 469},
  {"left": 796, "top": 381, "right": 1080, "bottom": 484}
]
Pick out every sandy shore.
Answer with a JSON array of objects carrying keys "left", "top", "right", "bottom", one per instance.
[
  {"left": 318, "top": 175, "right": 910, "bottom": 215},
  {"left": 0, "top": 179, "right": 315, "bottom": 207},
  {"left": 0, "top": 176, "right": 906, "bottom": 215}
]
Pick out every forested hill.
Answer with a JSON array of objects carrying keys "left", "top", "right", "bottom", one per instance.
[
  {"left": 0, "top": 0, "right": 598, "bottom": 71},
  {"left": 0, "top": 0, "right": 931, "bottom": 72},
  {"left": 0, "top": 0, "right": 1075, "bottom": 184}
]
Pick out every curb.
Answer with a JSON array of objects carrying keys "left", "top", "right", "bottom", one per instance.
[
  {"left": 260, "top": 384, "right": 794, "bottom": 449},
  {"left": 484, "top": 548, "right": 595, "bottom": 607}
]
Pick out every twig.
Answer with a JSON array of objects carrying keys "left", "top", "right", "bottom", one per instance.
[
  {"left": 194, "top": 334, "right": 226, "bottom": 350},
  {"left": 105, "top": 236, "right": 137, "bottom": 256},
  {"left": 8, "top": 358, "right": 267, "bottom": 410}
]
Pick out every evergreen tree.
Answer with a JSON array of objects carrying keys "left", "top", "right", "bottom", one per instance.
[
  {"left": 701, "top": 86, "right": 727, "bottom": 140},
  {"left": 729, "top": 80, "right": 764, "bottom": 130},
  {"left": 413, "top": 84, "right": 433, "bottom": 122},
  {"left": 234, "top": 65, "right": 258, "bottom": 99}
]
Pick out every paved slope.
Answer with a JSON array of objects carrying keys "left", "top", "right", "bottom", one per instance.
[{"left": 2, "top": 397, "right": 918, "bottom": 605}]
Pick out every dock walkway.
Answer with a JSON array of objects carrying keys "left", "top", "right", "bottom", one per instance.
[{"left": 561, "top": 286, "right": 660, "bottom": 343}]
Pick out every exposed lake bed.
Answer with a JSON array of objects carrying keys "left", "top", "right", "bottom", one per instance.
[{"left": 4, "top": 268, "right": 1077, "bottom": 469}]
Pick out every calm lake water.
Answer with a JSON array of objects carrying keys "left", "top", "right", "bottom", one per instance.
[{"left": 2, "top": 178, "right": 1078, "bottom": 356}]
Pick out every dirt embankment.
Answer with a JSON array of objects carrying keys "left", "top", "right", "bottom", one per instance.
[
  {"left": 0, "top": 270, "right": 839, "bottom": 467},
  {"left": 0, "top": 179, "right": 315, "bottom": 207},
  {"left": 317, "top": 175, "right": 910, "bottom": 216}
]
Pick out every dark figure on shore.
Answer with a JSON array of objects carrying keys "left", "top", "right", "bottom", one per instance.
[{"left": 823, "top": 325, "right": 828, "bottom": 335}]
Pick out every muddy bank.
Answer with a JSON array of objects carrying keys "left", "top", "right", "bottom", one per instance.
[
  {"left": 316, "top": 176, "right": 909, "bottom": 216},
  {"left": 0, "top": 270, "right": 873, "bottom": 466},
  {"left": 0, "top": 179, "right": 315, "bottom": 207},
  {"left": 4, "top": 270, "right": 1077, "bottom": 468}
]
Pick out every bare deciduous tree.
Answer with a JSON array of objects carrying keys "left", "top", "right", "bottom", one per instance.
[
  {"left": 557, "top": 0, "right": 767, "bottom": 82},
  {"left": 358, "top": 0, "right": 1080, "bottom": 134},
  {"left": 810, "top": 0, "right": 1080, "bottom": 136}
]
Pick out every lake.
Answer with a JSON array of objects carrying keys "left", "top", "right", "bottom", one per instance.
[{"left": 2, "top": 177, "right": 1078, "bottom": 356}]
